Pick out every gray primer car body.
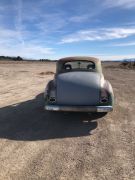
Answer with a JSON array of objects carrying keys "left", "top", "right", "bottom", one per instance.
[
  {"left": 44, "top": 56, "right": 114, "bottom": 112},
  {"left": 56, "top": 71, "right": 100, "bottom": 105}
]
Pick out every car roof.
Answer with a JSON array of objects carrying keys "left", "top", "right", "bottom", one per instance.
[{"left": 58, "top": 56, "right": 100, "bottom": 63}]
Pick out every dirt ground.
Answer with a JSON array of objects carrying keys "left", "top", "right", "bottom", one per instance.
[{"left": 0, "top": 61, "right": 134, "bottom": 180}]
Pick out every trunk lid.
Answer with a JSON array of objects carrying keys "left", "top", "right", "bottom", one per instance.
[{"left": 56, "top": 71, "right": 101, "bottom": 105}]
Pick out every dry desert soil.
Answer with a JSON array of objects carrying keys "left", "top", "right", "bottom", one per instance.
[{"left": 0, "top": 61, "right": 134, "bottom": 180}]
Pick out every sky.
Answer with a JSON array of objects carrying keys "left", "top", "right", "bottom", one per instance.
[{"left": 0, "top": 0, "right": 135, "bottom": 60}]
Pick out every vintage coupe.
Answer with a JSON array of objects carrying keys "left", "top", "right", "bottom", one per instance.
[{"left": 44, "top": 57, "right": 114, "bottom": 112}]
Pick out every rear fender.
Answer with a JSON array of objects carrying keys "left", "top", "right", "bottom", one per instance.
[
  {"left": 104, "top": 80, "right": 114, "bottom": 106},
  {"left": 44, "top": 80, "right": 56, "bottom": 103}
]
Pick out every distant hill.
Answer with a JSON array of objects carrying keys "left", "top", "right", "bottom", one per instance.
[
  {"left": 102, "top": 58, "right": 135, "bottom": 62},
  {"left": 122, "top": 58, "right": 135, "bottom": 62},
  {"left": 0, "top": 56, "right": 135, "bottom": 63}
]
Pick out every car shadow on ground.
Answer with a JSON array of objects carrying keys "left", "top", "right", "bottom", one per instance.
[{"left": 0, "top": 93, "right": 107, "bottom": 141}]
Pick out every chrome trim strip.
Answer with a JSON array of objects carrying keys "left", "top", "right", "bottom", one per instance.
[{"left": 44, "top": 105, "right": 113, "bottom": 112}]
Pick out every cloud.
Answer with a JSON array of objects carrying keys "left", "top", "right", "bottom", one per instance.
[
  {"left": 0, "top": 0, "right": 135, "bottom": 60},
  {"left": 36, "top": 13, "right": 67, "bottom": 35},
  {"left": 84, "top": 53, "right": 135, "bottom": 60},
  {"left": 69, "top": 15, "right": 90, "bottom": 23},
  {"left": 100, "top": 54, "right": 135, "bottom": 60},
  {"left": 41, "top": 0, "right": 67, "bottom": 5},
  {"left": 52, "top": 53, "right": 135, "bottom": 61},
  {"left": 0, "top": 44, "right": 54, "bottom": 59},
  {"left": 112, "top": 41, "right": 135, "bottom": 46},
  {"left": 17, "top": 0, "right": 68, "bottom": 36},
  {"left": 14, "top": 0, "right": 24, "bottom": 44},
  {"left": 0, "top": 28, "right": 54, "bottom": 59},
  {"left": 104, "top": 0, "right": 135, "bottom": 9},
  {"left": 60, "top": 27, "right": 135, "bottom": 43}
]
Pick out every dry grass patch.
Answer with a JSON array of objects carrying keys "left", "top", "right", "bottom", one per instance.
[
  {"left": 120, "top": 61, "right": 135, "bottom": 69},
  {"left": 39, "top": 71, "right": 55, "bottom": 75}
]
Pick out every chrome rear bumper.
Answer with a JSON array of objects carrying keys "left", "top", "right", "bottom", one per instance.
[{"left": 44, "top": 105, "right": 113, "bottom": 112}]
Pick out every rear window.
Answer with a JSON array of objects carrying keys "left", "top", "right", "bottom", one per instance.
[{"left": 62, "top": 60, "right": 96, "bottom": 72}]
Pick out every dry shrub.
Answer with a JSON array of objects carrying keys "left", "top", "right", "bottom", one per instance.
[
  {"left": 39, "top": 71, "right": 55, "bottom": 75},
  {"left": 120, "top": 61, "right": 135, "bottom": 69}
]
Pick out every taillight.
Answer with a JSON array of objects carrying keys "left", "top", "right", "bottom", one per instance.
[{"left": 100, "top": 89, "right": 108, "bottom": 103}]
